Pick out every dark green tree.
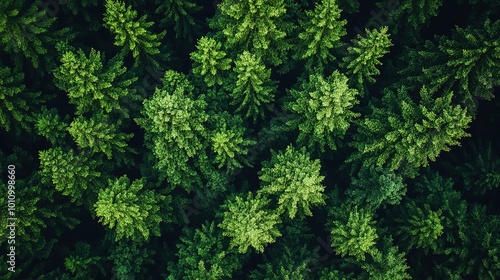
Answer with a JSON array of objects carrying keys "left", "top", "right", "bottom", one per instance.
[
  {"left": 95, "top": 176, "right": 166, "bottom": 242},
  {"left": 190, "top": 36, "right": 232, "bottom": 87},
  {"left": 345, "top": 166, "right": 406, "bottom": 211},
  {"left": 0, "top": 64, "right": 42, "bottom": 133},
  {"left": 360, "top": 239, "right": 411, "bottom": 280},
  {"left": 258, "top": 145, "right": 326, "bottom": 219},
  {"left": 341, "top": 26, "right": 393, "bottom": 94},
  {"left": 64, "top": 242, "right": 106, "bottom": 279},
  {"left": 108, "top": 240, "right": 155, "bottom": 279},
  {"left": 154, "top": 0, "right": 201, "bottom": 40},
  {"left": 103, "top": 0, "right": 166, "bottom": 66},
  {"left": 348, "top": 86, "right": 472, "bottom": 177},
  {"left": 294, "top": 0, "right": 347, "bottom": 72},
  {"left": 53, "top": 48, "right": 138, "bottom": 115},
  {"left": 230, "top": 51, "right": 276, "bottom": 121},
  {"left": 218, "top": 192, "right": 282, "bottom": 254},
  {"left": 34, "top": 107, "right": 70, "bottom": 146},
  {"left": 285, "top": 70, "right": 360, "bottom": 152}
]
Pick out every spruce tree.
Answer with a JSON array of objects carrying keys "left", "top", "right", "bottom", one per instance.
[
  {"left": 154, "top": 0, "right": 201, "bottom": 40},
  {"left": 53, "top": 48, "right": 138, "bottom": 115},
  {"left": 94, "top": 176, "right": 166, "bottom": 242},
  {"left": 190, "top": 36, "right": 232, "bottom": 87},
  {"left": 348, "top": 86, "right": 472, "bottom": 177},
  {"left": 230, "top": 51, "right": 276, "bottom": 121},
  {"left": 285, "top": 70, "right": 360, "bottom": 152},
  {"left": 217, "top": 192, "right": 282, "bottom": 254},
  {"left": 294, "top": 0, "right": 347, "bottom": 72},
  {"left": 103, "top": 0, "right": 166, "bottom": 66},
  {"left": 258, "top": 145, "right": 326, "bottom": 219}
]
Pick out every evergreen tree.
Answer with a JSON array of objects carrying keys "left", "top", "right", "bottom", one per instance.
[
  {"left": 341, "top": 26, "right": 393, "bottom": 94},
  {"left": 211, "top": 112, "right": 256, "bottom": 171},
  {"left": 360, "top": 239, "right": 411, "bottom": 280},
  {"left": 34, "top": 107, "right": 70, "bottom": 146},
  {"left": 53, "top": 48, "right": 138, "bottom": 115},
  {"left": 103, "top": 0, "right": 166, "bottom": 66},
  {"left": 209, "top": 0, "right": 289, "bottom": 66},
  {"left": 136, "top": 84, "right": 208, "bottom": 190},
  {"left": 329, "top": 205, "right": 379, "bottom": 261},
  {"left": 395, "top": 201, "right": 444, "bottom": 251},
  {"left": 230, "top": 51, "right": 276, "bottom": 121},
  {"left": 190, "top": 36, "right": 232, "bottom": 87},
  {"left": 39, "top": 147, "right": 105, "bottom": 208},
  {"left": 168, "top": 221, "right": 246, "bottom": 279},
  {"left": 0, "top": 0, "right": 71, "bottom": 69},
  {"left": 64, "top": 242, "right": 106, "bottom": 279},
  {"left": 0, "top": 64, "right": 42, "bottom": 133},
  {"left": 258, "top": 145, "right": 326, "bottom": 219},
  {"left": 400, "top": 19, "right": 500, "bottom": 109},
  {"left": 154, "top": 0, "right": 201, "bottom": 40},
  {"left": 108, "top": 241, "right": 155, "bottom": 279},
  {"left": 285, "top": 70, "right": 360, "bottom": 152},
  {"left": 348, "top": 86, "right": 472, "bottom": 177},
  {"left": 345, "top": 166, "right": 407, "bottom": 211},
  {"left": 294, "top": 0, "right": 347, "bottom": 72},
  {"left": 217, "top": 192, "right": 282, "bottom": 254},
  {"left": 94, "top": 176, "right": 166, "bottom": 242},
  {"left": 67, "top": 115, "right": 133, "bottom": 160}
]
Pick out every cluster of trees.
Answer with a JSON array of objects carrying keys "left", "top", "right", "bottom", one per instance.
[{"left": 1, "top": 0, "right": 499, "bottom": 279}]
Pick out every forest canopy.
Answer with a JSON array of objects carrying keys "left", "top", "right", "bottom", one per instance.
[{"left": 1, "top": 0, "right": 499, "bottom": 279}]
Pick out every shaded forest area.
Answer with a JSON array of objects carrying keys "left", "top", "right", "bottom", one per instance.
[{"left": 1, "top": 0, "right": 500, "bottom": 279}]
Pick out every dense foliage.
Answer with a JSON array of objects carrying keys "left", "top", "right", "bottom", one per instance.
[{"left": 1, "top": 0, "right": 499, "bottom": 279}]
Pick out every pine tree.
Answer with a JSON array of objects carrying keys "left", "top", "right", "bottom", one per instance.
[
  {"left": 190, "top": 36, "right": 232, "bottom": 87},
  {"left": 108, "top": 240, "right": 155, "bottom": 279},
  {"left": 0, "top": 0, "right": 71, "bottom": 69},
  {"left": 230, "top": 51, "right": 276, "bottom": 121},
  {"left": 67, "top": 115, "right": 133, "bottom": 160},
  {"left": 39, "top": 147, "right": 105, "bottom": 208},
  {"left": 154, "top": 0, "right": 201, "bottom": 40},
  {"left": 341, "top": 26, "right": 393, "bottom": 94},
  {"left": 329, "top": 205, "right": 379, "bottom": 261},
  {"left": 399, "top": 19, "right": 500, "bottom": 109},
  {"left": 285, "top": 70, "right": 360, "bottom": 152},
  {"left": 345, "top": 166, "right": 407, "bottom": 211},
  {"left": 258, "top": 145, "right": 326, "bottom": 219},
  {"left": 94, "top": 176, "right": 166, "bottom": 242},
  {"left": 136, "top": 84, "right": 208, "bottom": 190},
  {"left": 53, "top": 48, "right": 137, "bottom": 115},
  {"left": 34, "top": 107, "right": 69, "bottom": 146},
  {"left": 209, "top": 0, "right": 289, "bottom": 66},
  {"left": 294, "top": 0, "right": 347, "bottom": 72},
  {"left": 103, "top": 0, "right": 166, "bottom": 66},
  {"left": 211, "top": 112, "right": 256, "bottom": 171},
  {"left": 64, "top": 242, "right": 105, "bottom": 279},
  {"left": 0, "top": 64, "right": 42, "bottom": 133},
  {"left": 169, "top": 221, "right": 246, "bottom": 279},
  {"left": 360, "top": 239, "right": 411, "bottom": 280},
  {"left": 348, "top": 86, "right": 472, "bottom": 177},
  {"left": 395, "top": 201, "right": 444, "bottom": 251},
  {"left": 217, "top": 192, "right": 282, "bottom": 254}
]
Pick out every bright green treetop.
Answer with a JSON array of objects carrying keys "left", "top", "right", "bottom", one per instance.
[
  {"left": 230, "top": 51, "right": 276, "bottom": 121},
  {"left": 68, "top": 115, "right": 133, "bottom": 160},
  {"left": 258, "top": 145, "right": 326, "bottom": 219},
  {"left": 285, "top": 70, "right": 360, "bottom": 151},
  {"left": 136, "top": 84, "right": 208, "bottom": 189},
  {"left": 95, "top": 176, "right": 165, "bottom": 242},
  {"left": 35, "top": 107, "right": 69, "bottom": 146},
  {"left": 330, "top": 205, "right": 379, "bottom": 261},
  {"left": 39, "top": 148, "right": 104, "bottom": 207},
  {"left": 348, "top": 86, "right": 472, "bottom": 177},
  {"left": 53, "top": 48, "right": 137, "bottom": 115},
  {"left": 342, "top": 26, "right": 393, "bottom": 93},
  {"left": 191, "top": 36, "right": 232, "bottom": 87},
  {"left": 218, "top": 192, "right": 282, "bottom": 254},
  {"left": 295, "top": 0, "right": 347, "bottom": 71},
  {"left": 210, "top": 0, "right": 288, "bottom": 66},
  {"left": 104, "top": 0, "right": 165, "bottom": 65}
]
